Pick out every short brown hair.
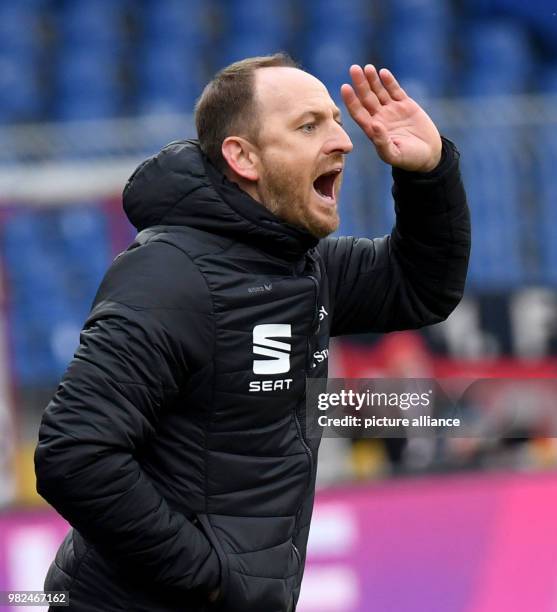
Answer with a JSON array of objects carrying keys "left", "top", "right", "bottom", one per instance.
[{"left": 195, "top": 53, "right": 299, "bottom": 172}]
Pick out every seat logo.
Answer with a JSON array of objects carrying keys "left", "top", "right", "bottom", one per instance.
[{"left": 252, "top": 324, "right": 291, "bottom": 374}]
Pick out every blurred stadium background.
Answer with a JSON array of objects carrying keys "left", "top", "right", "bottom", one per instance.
[{"left": 0, "top": 0, "right": 557, "bottom": 610}]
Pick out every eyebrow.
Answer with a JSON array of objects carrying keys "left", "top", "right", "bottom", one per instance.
[{"left": 292, "top": 108, "right": 343, "bottom": 124}]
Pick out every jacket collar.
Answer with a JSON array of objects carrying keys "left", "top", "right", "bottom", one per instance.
[{"left": 123, "top": 139, "right": 318, "bottom": 262}]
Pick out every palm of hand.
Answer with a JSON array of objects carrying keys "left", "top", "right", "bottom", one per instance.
[{"left": 341, "top": 65, "right": 442, "bottom": 172}]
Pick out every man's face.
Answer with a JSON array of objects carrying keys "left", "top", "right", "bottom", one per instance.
[{"left": 250, "top": 67, "right": 353, "bottom": 238}]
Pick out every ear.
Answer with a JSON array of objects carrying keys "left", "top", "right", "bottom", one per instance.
[{"left": 221, "top": 136, "right": 259, "bottom": 182}]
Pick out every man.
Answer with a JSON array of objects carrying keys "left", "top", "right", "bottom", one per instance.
[{"left": 35, "top": 54, "right": 470, "bottom": 611}]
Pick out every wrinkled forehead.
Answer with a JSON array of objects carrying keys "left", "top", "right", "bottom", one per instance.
[{"left": 253, "top": 67, "right": 336, "bottom": 121}]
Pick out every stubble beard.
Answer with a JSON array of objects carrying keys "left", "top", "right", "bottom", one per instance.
[{"left": 258, "top": 164, "right": 340, "bottom": 239}]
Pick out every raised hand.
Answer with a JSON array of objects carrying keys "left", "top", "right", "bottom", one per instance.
[{"left": 341, "top": 64, "right": 442, "bottom": 172}]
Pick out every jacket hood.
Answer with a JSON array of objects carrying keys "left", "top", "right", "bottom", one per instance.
[{"left": 123, "top": 139, "right": 319, "bottom": 261}]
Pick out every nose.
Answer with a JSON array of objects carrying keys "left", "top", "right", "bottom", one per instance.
[{"left": 326, "top": 122, "right": 353, "bottom": 155}]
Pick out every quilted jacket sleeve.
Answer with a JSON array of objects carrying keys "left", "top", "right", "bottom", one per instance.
[{"left": 320, "top": 137, "right": 471, "bottom": 336}]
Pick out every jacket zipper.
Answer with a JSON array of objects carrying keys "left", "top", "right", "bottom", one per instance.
[{"left": 308, "top": 274, "right": 320, "bottom": 335}]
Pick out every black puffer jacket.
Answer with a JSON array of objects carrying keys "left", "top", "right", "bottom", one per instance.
[{"left": 35, "top": 138, "right": 470, "bottom": 612}]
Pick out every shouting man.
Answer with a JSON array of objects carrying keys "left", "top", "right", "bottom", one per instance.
[{"left": 35, "top": 54, "right": 470, "bottom": 612}]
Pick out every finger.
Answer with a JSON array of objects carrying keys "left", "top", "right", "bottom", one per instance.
[
  {"left": 349, "top": 64, "right": 381, "bottom": 114},
  {"left": 341, "top": 83, "right": 375, "bottom": 139},
  {"left": 378, "top": 68, "right": 407, "bottom": 102},
  {"left": 369, "top": 119, "right": 391, "bottom": 149},
  {"left": 370, "top": 118, "right": 400, "bottom": 163},
  {"left": 364, "top": 64, "right": 390, "bottom": 105},
  {"left": 342, "top": 84, "right": 398, "bottom": 157}
]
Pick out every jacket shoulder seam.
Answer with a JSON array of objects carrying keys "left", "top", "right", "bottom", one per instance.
[{"left": 143, "top": 228, "right": 232, "bottom": 259}]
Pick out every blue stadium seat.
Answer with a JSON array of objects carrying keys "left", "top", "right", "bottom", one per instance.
[
  {"left": 59, "top": 0, "right": 124, "bottom": 46},
  {"left": 534, "top": 18, "right": 557, "bottom": 55},
  {"left": 387, "top": 0, "right": 451, "bottom": 25},
  {"left": 539, "top": 66, "right": 557, "bottom": 94},
  {"left": 13, "top": 256, "right": 63, "bottom": 298},
  {"left": 2, "top": 207, "right": 111, "bottom": 385},
  {"left": 305, "top": 37, "right": 368, "bottom": 102},
  {"left": 304, "top": 23, "right": 369, "bottom": 55},
  {"left": 56, "top": 95, "right": 121, "bottom": 121},
  {"left": 59, "top": 206, "right": 107, "bottom": 243},
  {"left": 461, "top": 71, "right": 516, "bottom": 97},
  {"left": 59, "top": 207, "right": 110, "bottom": 286},
  {"left": 1, "top": 0, "right": 49, "bottom": 7},
  {"left": 10, "top": 316, "right": 54, "bottom": 385},
  {"left": 460, "top": 20, "right": 532, "bottom": 96},
  {"left": 57, "top": 48, "right": 118, "bottom": 97},
  {"left": 3, "top": 213, "right": 46, "bottom": 249},
  {"left": 303, "top": 0, "right": 372, "bottom": 31},
  {"left": 142, "top": 0, "right": 209, "bottom": 46},
  {"left": 55, "top": 49, "right": 121, "bottom": 119},
  {"left": 3, "top": 212, "right": 65, "bottom": 295},
  {"left": 463, "top": 0, "right": 557, "bottom": 54},
  {"left": 302, "top": 0, "right": 372, "bottom": 96},
  {"left": 0, "top": 55, "right": 41, "bottom": 121},
  {"left": 223, "top": 0, "right": 291, "bottom": 36},
  {"left": 386, "top": 24, "right": 449, "bottom": 98},
  {"left": 458, "top": 128, "right": 525, "bottom": 288},
  {"left": 467, "top": 20, "right": 531, "bottom": 69},
  {"left": 0, "top": 5, "right": 39, "bottom": 54},
  {"left": 15, "top": 296, "right": 82, "bottom": 382},
  {"left": 382, "top": 0, "right": 451, "bottom": 98},
  {"left": 335, "top": 148, "right": 368, "bottom": 238},
  {"left": 138, "top": 44, "right": 204, "bottom": 114},
  {"left": 537, "top": 124, "right": 557, "bottom": 284},
  {"left": 49, "top": 318, "right": 82, "bottom": 374},
  {"left": 218, "top": 0, "right": 293, "bottom": 66}
]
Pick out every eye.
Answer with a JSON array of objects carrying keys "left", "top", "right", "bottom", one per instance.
[{"left": 299, "top": 123, "right": 317, "bottom": 133}]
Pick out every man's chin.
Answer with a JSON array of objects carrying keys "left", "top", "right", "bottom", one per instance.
[{"left": 305, "top": 213, "right": 339, "bottom": 239}]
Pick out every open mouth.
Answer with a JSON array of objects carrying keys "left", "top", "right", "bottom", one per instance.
[{"left": 313, "top": 169, "right": 342, "bottom": 202}]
